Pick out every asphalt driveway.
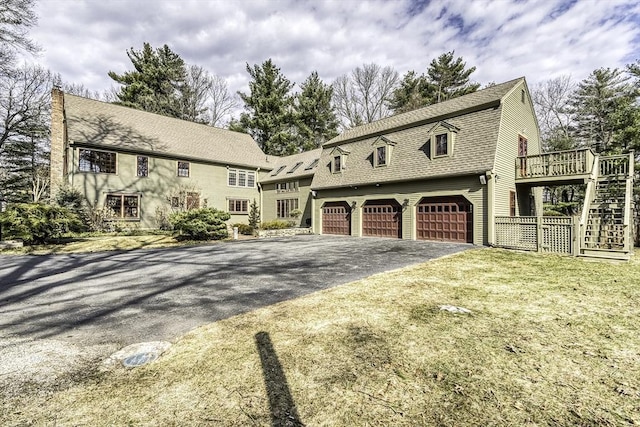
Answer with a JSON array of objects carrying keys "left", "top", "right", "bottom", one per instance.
[{"left": 0, "top": 235, "right": 470, "bottom": 347}]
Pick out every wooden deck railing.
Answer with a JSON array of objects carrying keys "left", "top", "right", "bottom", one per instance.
[
  {"left": 516, "top": 148, "right": 594, "bottom": 180},
  {"left": 599, "top": 154, "right": 630, "bottom": 177}
]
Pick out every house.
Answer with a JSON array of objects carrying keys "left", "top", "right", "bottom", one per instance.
[
  {"left": 310, "top": 78, "right": 541, "bottom": 245},
  {"left": 48, "top": 76, "right": 635, "bottom": 258},
  {"left": 49, "top": 78, "right": 541, "bottom": 243}
]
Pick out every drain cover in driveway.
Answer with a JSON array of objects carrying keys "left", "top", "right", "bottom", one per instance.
[
  {"left": 122, "top": 352, "right": 158, "bottom": 367},
  {"left": 101, "top": 341, "right": 171, "bottom": 371}
]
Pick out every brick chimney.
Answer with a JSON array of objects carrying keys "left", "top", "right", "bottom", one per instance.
[{"left": 50, "top": 88, "right": 66, "bottom": 200}]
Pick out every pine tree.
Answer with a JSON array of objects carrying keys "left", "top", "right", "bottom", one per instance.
[
  {"left": 108, "top": 43, "right": 187, "bottom": 119},
  {"left": 231, "top": 59, "right": 296, "bottom": 155},
  {"left": 388, "top": 52, "right": 479, "bottom": 114},
  {"left": 424, "top": 51, "right": 480, "bottom": 104},
  {"left": 294, "top": 71, "right": 339, "bottom": 150},
  {"left": 0, "top": 64, "right": 52, "bottom": 203},
  {"left": 388, "top": 71, "right": 426, "bottom": 114},
  {"left": 569, "top": 68, "right": 634, "bottom": 153}
]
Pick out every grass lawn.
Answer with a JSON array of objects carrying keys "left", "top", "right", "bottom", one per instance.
[
  {"left": 0, "top": 233, "right": 243, "bottom": 255},
  {"left": 2, "top": 248, "right": 639, "bottom": 426}
]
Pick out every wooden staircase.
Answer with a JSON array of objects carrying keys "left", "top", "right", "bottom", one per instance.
[{"left": 580, "top": 153, "right": 635, "bottom": 260}]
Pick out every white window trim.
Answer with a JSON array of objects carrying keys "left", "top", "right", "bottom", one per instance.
[{"left": 228, "top": 168, "right": 256, "bottom": 188}]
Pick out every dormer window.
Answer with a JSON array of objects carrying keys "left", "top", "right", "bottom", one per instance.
[
  {"left": 429, "top": 121, "right": 459, "bottom": 159},
  {"left": 376, "top": 146, "right": 386, "bottom": 166},
  {"left": 330, "top": 146, "right": 349, "bottom": 173},
  {"left": 334, "top": 155, "right": 342, "bottom": 172},
  {"left": 372, "top": 135, "right": 395, "bottom": 167},
  {"left": 435, "top": 134, "right": 448, "bottom": 156}
]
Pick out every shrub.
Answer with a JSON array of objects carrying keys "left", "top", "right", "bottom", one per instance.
[
  {"left": 233, "top": 223, "right": 254, "bottom": 235},
  {"left": 260, "top": 219, "right": 293, "bottom": 230},
  {"left": 0, "top": 203, "right": 84, "bottom": 244},
  {"left": 155, "top": 206, "right": 172, "bottom": 230},
  {"left": 248, "top": 199, "right": 260, "bottom": 229},
  {"left": 169, "top": 208, "right": 230, "bottom": 240},
  {"left": 54, "top": 186, "right": 90, "bottom": 231},
  {"left": 289, "top": 208, "right": 302, "bottom": 219}
]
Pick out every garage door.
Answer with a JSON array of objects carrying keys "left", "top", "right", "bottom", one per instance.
[
  {"left": 322, "top": 202, "right": 351, "bottom": 235},
  {"left": 362, "top": 200, "right": 402, "bottom": 238},
  {"left": 417, "top": 196, "right": 472, "bottom": 243}
]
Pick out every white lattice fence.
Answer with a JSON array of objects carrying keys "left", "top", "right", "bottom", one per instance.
[{"left": 495, "top": 216, "right": 575, "bottom": 254}]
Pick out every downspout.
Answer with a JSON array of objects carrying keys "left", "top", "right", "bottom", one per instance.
[{"left": 487, "top": 170, "right": 495, "bottom": 246}]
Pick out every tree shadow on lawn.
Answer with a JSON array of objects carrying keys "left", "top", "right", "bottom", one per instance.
[{"left": 255, "top": 331, "right": 304, "bottom": 427}]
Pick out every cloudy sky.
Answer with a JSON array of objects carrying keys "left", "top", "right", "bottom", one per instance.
[{"left": 23, "top": 0, "right": 640, "bottom": 104}]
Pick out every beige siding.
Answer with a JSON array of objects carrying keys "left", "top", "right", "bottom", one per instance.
[
  {"left": 493, "top": 81, "right": 541, "bottom": 217},
  {"left": 262, "top": 176, "right": 313, "bottom": 227},
  {"left": 67, "top": 146, "right": 260, "bottom": 228},
  {"left": 314, "top": 175, "right": 487, "bottom": 245}
]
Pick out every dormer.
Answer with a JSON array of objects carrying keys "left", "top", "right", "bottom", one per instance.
[
  {"left": 428, "top": 121, "right": 460, "bottom": 158},
  {"left": 372, "top": 136, "right": 396, "bottom": 167},
  {"left": 330, "top": 146, "right": 350, "bottom": 173}
]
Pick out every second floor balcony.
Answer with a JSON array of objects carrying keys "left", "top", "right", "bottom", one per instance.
[{"left": 515, "top": 148, "right": 595, "bottom": 185}]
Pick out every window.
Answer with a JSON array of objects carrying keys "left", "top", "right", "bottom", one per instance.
[
  {"left": 288, "top": 162, "right": 303, "bottom": 174},
  {"left": 105, "top": 194, "right": 140, "bottom": 219},
  {"left": 276, "top": 181, "right": 299, "bottom": 193},
  {"left": 228, "top": 168, "right": 256, "bottom": 187},
  {"left": 137, "top": 156, "right": 148, "bottom": 177},
  {"left": 177, "top": 161, "right": 190, "bottom": 177},
  {"left": 510, "top": 191, "right": 516, "bottom": 216},
  {"left": 79, "top": 149, "right": 116, "bottom": 173},
  {"left": 271, "top": 165, "right": 287, "bottom": 176},
  {"left": 376, "top": 146, "right": 387, "bottom": 166},
  {"left": 228, "top": 199, "right": 249, "bottom": 214},
  {"left": 435, "top": 134, "right": 448, "bottom": 156},
  {"left": 333, "top": 155, "right": 342, "bottom": 172},
  {"left": 305, "top": 159, "right": 319, "bottom": 170},
  {"left": 521, "top": 89, "right": 526, "bottom": 103},
  {"left": 186, "top": 192, "right": 199, "bottom": 210},
  {"left": 277, "top": 198, "right": 299, "bottom": 218}
]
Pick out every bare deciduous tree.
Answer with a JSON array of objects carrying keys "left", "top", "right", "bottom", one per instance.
[
  {"left": 181, "top": 65, "right": 238, "bottom": 127},
  {"left": 332, "top": 63, "right": 399, "bottom": 129},
  {"left": 532, "top": 75, "right": 575, "bottom": 151},
  {"left": 208, "top": 74, "right": 238, "bottom": 127}
]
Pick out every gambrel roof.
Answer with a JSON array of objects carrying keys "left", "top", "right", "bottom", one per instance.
[
  {"left": 311, "top": 78, "right": 527, "bottom": 190},
  {"left": 63, "top": 94, "right": 273, "bottom": 170}
]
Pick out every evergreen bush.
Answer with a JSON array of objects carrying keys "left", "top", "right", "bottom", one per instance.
[
  {"left": 0, "top": 203, "right": 84, "bottom": 244},
  {"left": 169, "top": 208, "right": 230, "bottom": 240},
  {"left": 233, "top": 223, "right": 254, "bottom": 235}
]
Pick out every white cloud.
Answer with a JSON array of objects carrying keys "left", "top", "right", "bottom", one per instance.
[{"left": 22, "top": 0, "right": 640, "bottom": 107}]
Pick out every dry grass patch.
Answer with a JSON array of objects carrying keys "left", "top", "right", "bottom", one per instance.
[
  {"left": 3, "top": 248, "right": 640, "bottom": 426},
  {"left": 0, "top": 234, "right": 201, "bottom": 255}
]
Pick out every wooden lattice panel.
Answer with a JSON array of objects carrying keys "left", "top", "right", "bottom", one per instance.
[{"left": 495, "top": 217, "right": 538, "bottom": 251}]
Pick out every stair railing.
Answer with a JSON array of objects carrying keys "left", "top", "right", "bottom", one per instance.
[
  {"left": 622, "top": 151, "right": 635, "bottom": 252},
  {"left": 579, "top": 154, "right": 600, "bottom": 253}
]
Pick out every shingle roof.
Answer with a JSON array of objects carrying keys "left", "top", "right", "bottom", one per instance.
[
  {"left": 325, "top": 77, "right": 524, "bottom": 147},
  {"left": 260, "top": 148, "right": 322, "bottom": 184},
  {"left": 63, "top": 94, "right": 273, "bottom": 169},
  {"left": 311, "top": 78, "right": 525, "bottom": 190}
]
